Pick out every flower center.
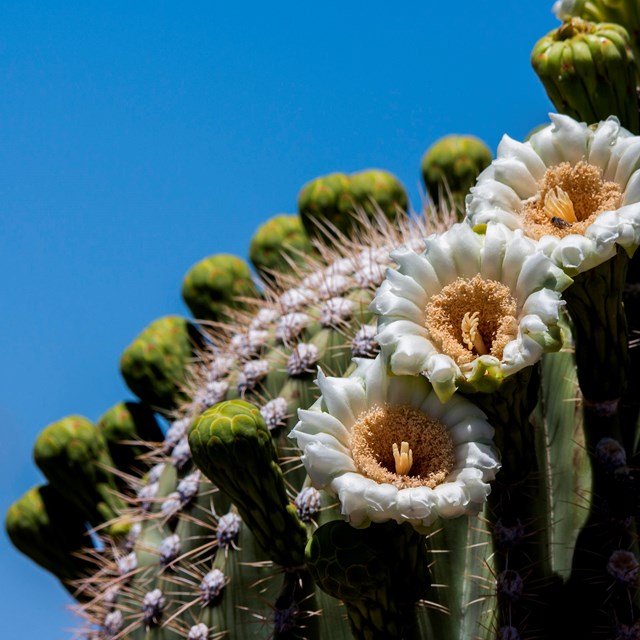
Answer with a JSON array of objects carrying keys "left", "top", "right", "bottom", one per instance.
[
  {"left": 521, "top": 161, "right": 621, "bottom": 239},
  {"left": 350, "top": 404, "right": 455, "bottom": 489},
  {"left": 425, "top": 274, "right": 518, "bottom": 366}
]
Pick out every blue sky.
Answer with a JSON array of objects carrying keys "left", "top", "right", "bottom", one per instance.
[{"left": 0, "top": 2, "right": 559, "bottom": 638}]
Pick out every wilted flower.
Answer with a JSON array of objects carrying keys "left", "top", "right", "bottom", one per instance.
[
  {"left": 370, "top": 222, "right": 571, "bottom": 401},
  {"left": 466, "top": 113, "right": 640, "bottom": 276},
  {"left": 290, "top": 355, "right": 500, "bottom": 532}
]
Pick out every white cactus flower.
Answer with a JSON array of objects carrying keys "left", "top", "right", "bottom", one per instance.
[
  {"left": 369, "top": 222, "right": 572, "bottom": 401},
  {"left": 290, "top": 355, "right": 500, "bottom": 532},
  {"left": 466, "top": 113, "right": 640, "bottom": 276}
]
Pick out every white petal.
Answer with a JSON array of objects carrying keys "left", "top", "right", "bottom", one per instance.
[
  {"left": 432, "top": 482, "right": 470, "bottom": 518},
  {"left": 492, "top": 157, "right": 539, "bottom": 199},
  {"left": 589, "top": 117, "right": 621, "bottom": 178},
  {"left": 614, "top": 139, "right": 640, "bottom": 189},
  {"left": 514, "top": 250, "right": 565, "bottom": 301},
  {"left": 497, "top": 134, "right": 547, "bottom": 182},
  {"left": 448, "top": 418, "right": 495, "bottom": 445},
  {"left": 425, "top": 353, "right": 461, "bottom": 402},
  {"left": 500, "top": 230, "right": 534, "bottom": 291},
  {"left": 423, "top": 233, "right": 459, "bottom": 285},
  {"left": 454, "top": 441, "right": 502, "bottom": 473},
  {"left": 294, "top": 409, "right": 351, "bottom": 448},
  {"left": 292, "top": 429, "right": 351, "bottom": 457},
  {"left": 622, "top": 168, "right": 640, "bottom": 205},
  {"left": 380, "top": 330, "right": 434, "bottom": 376},
  {"left": 466, "top": 179, "right": 524, "bottom": 224},
  {"left": 448, "top": 223, "right": 483, "bottom": 277},
  {"left": 435, "top": 392, "right": 488, "bottom": 425},
  {"left": 301, "top": 442, "right": 357, "bottom": 488},
  {"left": 316, "top": 369, "right": 365, "bottom": 427},
  {"left": 520, "top": 288, "right": 565, "bottom": 323},
  {"left": 369, "top": 284, "right": 425, "bottom": 324},
  {"left": 390, "top": 246, "right": 444, "bottom": 293},
  {"left": 383, "top": 268, "right": 429, "bottom": 311},
  {"left": 479, "top": 222, "right": 509, "bottom": 281}
]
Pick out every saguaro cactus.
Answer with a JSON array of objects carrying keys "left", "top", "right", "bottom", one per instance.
[{"left": 8, "top": 3, "right": 640, "bottom": 640}]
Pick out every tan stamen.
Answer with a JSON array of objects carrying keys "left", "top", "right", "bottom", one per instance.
[
  {"left": 351, "top": 404, "right": 455, "bottom": 489},
  {"left": 425, "top": 275, "right": 518, "bottom": 366},
  {"left": 543, "top": 186, "right": 577, "bottom": 224},
  {"left": 392, "top": 441, "right": 413, "bottom": 475},
  {"left": 521, "top": 161, "right": 622, "bottom": 240},
  {"left": 461, "top": 311, "right": 488, "bottom": 355}
]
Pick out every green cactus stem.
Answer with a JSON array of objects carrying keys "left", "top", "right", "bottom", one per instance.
[
  {"left": 462, "top": 366, "right": 561, "bottom": 639},
  {"left": 558, "top": 248, "right": 639, "bottom": 635},
  {"left": 531, "top": 17, "right": 640, "bottom": 133},
  {"left": 181, "top": 253, "right": 259, "bottom": 323}
]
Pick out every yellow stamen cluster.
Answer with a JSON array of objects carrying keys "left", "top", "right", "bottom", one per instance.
[
  {"left": 351, "top": 404, "right": 455, "bottom": 489},
  {"left": 521, "top": 161, "right": 621, "bottom": 239},
  {"left": 425, "top": 275, "right": 517, "bottom": 366}
]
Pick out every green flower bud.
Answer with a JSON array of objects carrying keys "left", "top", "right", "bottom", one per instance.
[
  {"left": 5, "top": 485, "right": 91, "bottom": 592},
  {"left": 182, "top": 253, "right": 259, "bottom": 322},
  {"left": 554, "top": 0, "right": 640, "bottom": 67},
  {"left": 96, "top": 401, "right": 163, "bottom": 473},
  {"left": 188, "top": 399, "right": 307, "bottom": 567},
  {"left": 340, "top": 169, "right": 408, "bottom": 222},
  {"left": 119, "top": 315, "right": 199, "bottom": 412},
  {"left": 532, "top": 17, "right": 639, "bottom": 133},
  {"left": 249, "top": 214, "right": 315, "bottom": 284},
  {"left": 421, "top": 135, "right": 493, "bottom": 216},
  {"left": 297, "top": 172, "right": 351, "bottom": 242},
  {"left": 33, "top": 415, "right": 123, "bottom": 527}
]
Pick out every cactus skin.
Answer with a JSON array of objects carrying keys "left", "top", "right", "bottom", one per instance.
[
  {"left": 531, "top": 17, "right": 640, "bottom": 133},
  {"left": 182, "top": 253, "right": 259, "bottom": 322},
  {"left": 249, "top": 213, "right": 315, "bottom": 285},
  {"left": 420, "top": 135, "right": 492, "bottom": 215},
  {"left": 119, "top": 315, "right": 201, "bottom": 413}
]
